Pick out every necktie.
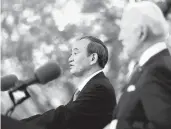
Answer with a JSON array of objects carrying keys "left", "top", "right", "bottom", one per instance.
[
  {"left": 123, "top": 62, "right": 142, "bottom": 92},
  {"left": 73, "top": 89, "right": 80, "bottom": 101},
  {"left": 122, "top": 62, "right": 142, "bottom": 92},
  {"left": 127, "top": 61, "right": 141, "bottom": 83}
]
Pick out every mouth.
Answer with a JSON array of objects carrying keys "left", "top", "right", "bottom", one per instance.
[{"left": 69, "top": 64, "right": 74, "bottom": 68}]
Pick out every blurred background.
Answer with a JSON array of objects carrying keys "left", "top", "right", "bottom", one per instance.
[{"left": 1, "top": 0, "right": 171, "bottom": 119}]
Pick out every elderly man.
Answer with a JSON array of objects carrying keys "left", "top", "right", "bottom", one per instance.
[
  {"left": 22, "top": 36, "right": 116, "bottom": 129},
  {"left": 105, "top": 1, "right": 171, "bottom": 129}
]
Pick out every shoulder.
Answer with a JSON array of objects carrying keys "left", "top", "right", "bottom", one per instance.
[
  {"left": 89, "top": 72, "right": 114, "bottom": 91},
  {"left": 145, "top": 56, "right": 171, "bottom": 76},
  {"left": 140, "top": 56, "right": 171, "bottom": 86},
  {"left": 162, "top": 56, "right": 171, "bottom": 71},
  {"left": 86, "top": 73, "right": 116, "bottom": 101}
]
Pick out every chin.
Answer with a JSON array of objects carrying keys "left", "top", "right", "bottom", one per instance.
[
  {"left": 125, "top": 48, "right": 135, "bottom": 57},
  {"left": 70, "top": 70, "right": 75, "bottom": 74},
  {"left": 70, "top": 70, "right": 77, "bottom": 75},
  {"left": 71, "top": 71, "right": 83, "bottom": 77}
]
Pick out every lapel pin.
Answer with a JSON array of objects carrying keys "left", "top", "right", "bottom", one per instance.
[{"left": 127, "top": 85, "right": 136, "bottom": 92}]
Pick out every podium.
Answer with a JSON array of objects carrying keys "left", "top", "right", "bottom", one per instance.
[{"left": 1, "top": 115, "right": 42, "bottom": 129}]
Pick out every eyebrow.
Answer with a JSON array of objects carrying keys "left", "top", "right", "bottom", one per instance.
[{"left": 72, "top": 48, "right": 79, "bottom": 51}]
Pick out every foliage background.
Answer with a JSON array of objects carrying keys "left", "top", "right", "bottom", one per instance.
[{"left": 1, "top": 0, "right": 171, "bottom": 119}]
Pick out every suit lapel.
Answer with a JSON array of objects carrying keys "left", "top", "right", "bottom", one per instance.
[
  {"left": 115, "top": 49, "right": 170, "bottom": 119},
  {"left": 123, "top": 66, "right": 143, "bottom": 93},
  {"left": 77, "top": 72, "right": 106, "bottom": 98},
  {"left": 124, "top": 49, "right": 170, "bottom": 92}
]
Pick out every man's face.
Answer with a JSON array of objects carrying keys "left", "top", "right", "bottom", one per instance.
[
  {"left": 68, "top": 39, "right": 92, "bottom": 76},
  {"left": 119, "top": 10, "right": 141, "bottom": 58}
]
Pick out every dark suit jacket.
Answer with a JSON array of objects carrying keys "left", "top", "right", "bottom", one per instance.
[
  {"left": 114, "top": 49, "right": 171, "bottom": 129},
  {"left": 22, "top": 72, "right": 116, "bottom": 129},
  {"left": 1, "top": 115, "right": 41, "bottom": 129}
]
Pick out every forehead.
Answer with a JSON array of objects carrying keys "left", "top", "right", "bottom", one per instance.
[
  {"left": 120, "top": 9, "right": 142, "bottom": 28},
  {"left": 71, "top": 39, "right": 90, "bottom": 51}
]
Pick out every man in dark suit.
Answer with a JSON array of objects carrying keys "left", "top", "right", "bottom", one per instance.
[
  {"left": 104, "top": 1, "right": 171, "bottom": 129},
  {"left": 22, "top": 36, "right": 116, "bottom": 129}
]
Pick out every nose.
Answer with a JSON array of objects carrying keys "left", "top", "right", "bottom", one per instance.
[
  {"left": 118, "top": 31, "right": 123, "bottom": 41},
  {"left": 68, "top": 55, "right": 73, "bottom": 63},
  {"left": 120, "top": 39, "right": 124, "bottom": 46},
  {"left": 118, "top": 32, "right": 125, "bottom": 45}
]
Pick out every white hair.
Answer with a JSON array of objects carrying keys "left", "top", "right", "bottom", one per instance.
[{"left": 124, "top": 1, "right": 169, "bottom": 40}]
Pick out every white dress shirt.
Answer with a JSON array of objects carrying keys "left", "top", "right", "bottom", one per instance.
[{"left": 139, "top": 42, "right": 167, "bottom": 66}]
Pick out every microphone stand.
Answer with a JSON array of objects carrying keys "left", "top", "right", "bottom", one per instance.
[{"left": 5, "top": 81, "right": 31, "bottom": 117}]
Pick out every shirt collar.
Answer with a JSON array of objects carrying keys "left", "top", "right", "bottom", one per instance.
[
  {"left": 139, "top": 42, "right": 167, "bottom": 66},
  {"left": 78, "top": 70, "right": 103, "bottom": 91}
]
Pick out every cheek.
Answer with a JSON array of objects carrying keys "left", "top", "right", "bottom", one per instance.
[
  {"left": 80, "top": 58, "right": 91, "bottom": 69},
  {"left": 74, "top": 55, "right": 88, "bottom": 68},
  {"left": 74, "top": 55, "right": 84, "bottom": 64},
  {"left": 122, "top": 38, "right": 138, "bottom": 53},
  {"left": 77, "top": 58, "right": 89, "bottom": 67}
]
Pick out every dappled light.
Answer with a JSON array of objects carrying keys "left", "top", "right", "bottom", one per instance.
[{"left": 1, "top": 0, "right": 171, "bottom": 120}]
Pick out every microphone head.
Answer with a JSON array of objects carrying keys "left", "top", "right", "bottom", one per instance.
[
  {"left": 35, "top": 61, "right": 61, "bottom": 84},
  {"left": 1, "top": 74, "right": 18, "bottom": 91}
]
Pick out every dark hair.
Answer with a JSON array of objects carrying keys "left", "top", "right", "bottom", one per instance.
[{"left": 80, "top": 36, "right": 108, "bottom": 68}]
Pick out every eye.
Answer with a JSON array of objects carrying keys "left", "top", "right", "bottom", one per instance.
[
  {"left": 73, "top": 52, "right": 78, "bottom": 55},
  {"left": 69, "top": 53, "right": 72, "bottom": 57}
]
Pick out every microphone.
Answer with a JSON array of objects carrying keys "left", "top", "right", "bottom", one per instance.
[
  {"left": 11, "top": 61, "right": 61, "bottom": 92},
  {"left": 1, "top": 74, "right": 18, "bottom": 91},
  {"left": 5, "top": 61, "right": 61, "bottom": 116}
]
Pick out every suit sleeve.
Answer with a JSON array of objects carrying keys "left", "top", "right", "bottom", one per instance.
[
  {"left": 21, "top": 109, "right": 56, "bottom": 128},
  {"left": 21, "top": 114, "right": 42, "bottom": 122},
  {"left": 140, "top": 66, "right": 171, "bottom": 129},
  {"left": 48, "top": 84, "right": 113, "bottom": 129},
  {"left": 22, "top": 84, "right": 113, "bottom": 129}
]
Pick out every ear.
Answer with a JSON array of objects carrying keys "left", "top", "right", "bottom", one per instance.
[
  {"left": 138, "top": 25, "right": 148, "bottom": 42},
  {"left": 90, "top": 53, "right": 98, "bottom": 65}
]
